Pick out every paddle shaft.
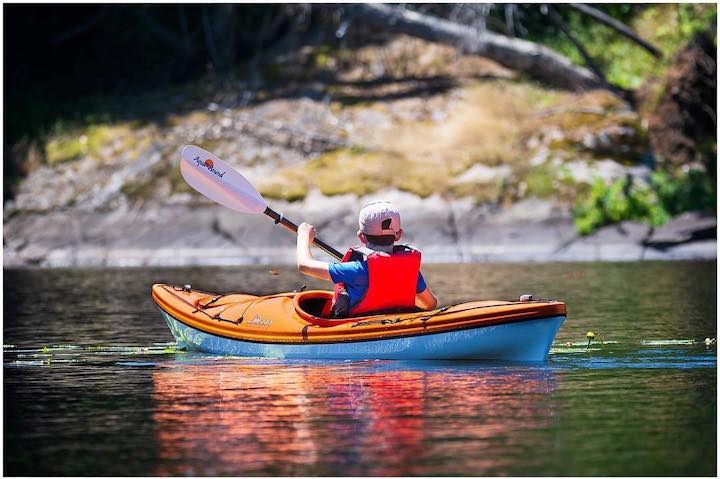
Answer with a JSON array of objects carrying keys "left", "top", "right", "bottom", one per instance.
[{"left": 263, "top": 207, "right": 343, "bottom": 260}]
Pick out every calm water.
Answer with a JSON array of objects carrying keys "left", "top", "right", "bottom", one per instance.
[{"left": 4, "top": 262, "right": 717, "bottom": 476}]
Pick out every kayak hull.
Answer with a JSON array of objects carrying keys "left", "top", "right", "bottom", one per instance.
[{"left": 160, "top": 309, "right": 565, "bottom": 362}]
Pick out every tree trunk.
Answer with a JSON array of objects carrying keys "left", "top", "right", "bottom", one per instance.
[{"left": 338, "top": 3, "right": 605, "bottom": 91}]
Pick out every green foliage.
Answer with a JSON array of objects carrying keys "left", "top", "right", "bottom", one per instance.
[
  {"left": 652, "top": 169, "right": 716, "bottom": 215},
  {"left": 529, "top": 4, "right": 717, "bottom": 89},
  {"left": 573, "top": 168, "right": 716, "bottom": 235}
]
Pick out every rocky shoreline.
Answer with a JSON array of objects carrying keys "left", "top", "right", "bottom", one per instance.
[{"left": 4, "top": 192, "right": 714, "bottom": 268}]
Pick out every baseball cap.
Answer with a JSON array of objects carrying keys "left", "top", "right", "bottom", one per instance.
[{"left": 358, "top": 201, "right": 401, "bottom": 236}]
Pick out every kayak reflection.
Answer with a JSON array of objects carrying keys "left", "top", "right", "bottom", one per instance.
[{"left": 151, "top": 360, "right": 558, "bottom": 476}]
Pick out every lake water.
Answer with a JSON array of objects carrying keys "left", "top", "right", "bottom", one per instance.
[{"left": 4, "top": 262, "right": 717, "bottom": 476}]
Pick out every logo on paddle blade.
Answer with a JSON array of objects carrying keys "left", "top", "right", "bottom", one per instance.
[{"left": 193, "top": 156, "right": 226, "bottom": 178}]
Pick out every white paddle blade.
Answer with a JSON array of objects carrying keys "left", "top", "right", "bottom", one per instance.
[{"left": 180, "top": 145, "right": 267, "bottom": 214}]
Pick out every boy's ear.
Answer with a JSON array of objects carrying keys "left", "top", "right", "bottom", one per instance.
[
  {"left": 395, "top": 228, "right": 403, "bottom": 241},
  {"left": 357, "top": 230, "right": 368, "bottom": 244}
]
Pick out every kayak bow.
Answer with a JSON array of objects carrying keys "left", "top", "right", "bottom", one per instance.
[{"left": 152, "top": 284, "right": 566, "bottom": 361}]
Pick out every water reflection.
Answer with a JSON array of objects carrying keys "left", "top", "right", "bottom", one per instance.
[{"left": 151, "top": 360, "right": 558, "bottom": 476}]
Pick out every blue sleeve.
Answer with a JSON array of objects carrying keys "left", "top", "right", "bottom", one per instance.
[
  {"left": 328, "top": 261, "right": 367, "bottom": 285},
  {"left": 416, "top": 271, "right": 427, "bottom": 294}
]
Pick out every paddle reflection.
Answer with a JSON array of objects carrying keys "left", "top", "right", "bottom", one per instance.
[{"left": 152, "top": 361, "right": 558, "bottom": 476}]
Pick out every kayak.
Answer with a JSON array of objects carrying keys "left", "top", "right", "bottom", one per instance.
[{"left": 151, "top": 284, "right": 566, "bottom": 361}]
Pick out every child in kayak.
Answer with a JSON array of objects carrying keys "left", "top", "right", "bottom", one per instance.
[{"left": 297, "top": 201, "right": 437, "bottom": 317}]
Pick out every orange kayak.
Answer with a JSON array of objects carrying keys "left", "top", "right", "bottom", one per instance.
[{"left": 152, "top": 284, "right": 566, "bottom": 361}]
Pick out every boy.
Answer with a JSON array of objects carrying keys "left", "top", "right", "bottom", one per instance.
[{"left": 297, "top": 201, "right": 437, "bottom": 317}]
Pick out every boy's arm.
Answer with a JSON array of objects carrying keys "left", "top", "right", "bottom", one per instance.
[
  {"left": 296, "top": 223, "right": 332, "bottom": 281},
  {"left": 415, "top": 286, "right": 438, "bottom": 310}
]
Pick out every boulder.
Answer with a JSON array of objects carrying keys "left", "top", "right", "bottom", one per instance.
[{"left": 645, "top": 211, "right": 716, "bottom": 248}]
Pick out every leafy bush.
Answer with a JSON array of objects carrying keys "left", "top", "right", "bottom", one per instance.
[
  {"left": 573, "top": 168, "right": 716, "bottom": 235},
  {"left": 653, "top": 169, "right": 716, "bottom": 215}
]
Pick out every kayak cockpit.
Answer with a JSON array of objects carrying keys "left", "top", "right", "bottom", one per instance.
[{"left": 293, "top": 290, "right": 423, "bottom": 325}]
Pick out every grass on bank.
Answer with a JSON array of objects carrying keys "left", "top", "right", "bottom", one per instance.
[
  {"left": 45, "top": 123, "right": 142, "bottom": 164},
  {"left": 258, "top": 82, "right": 643, "bottom": 207},
  {"left": 258, "top": 81, "right": 550, "bottom": 202}
]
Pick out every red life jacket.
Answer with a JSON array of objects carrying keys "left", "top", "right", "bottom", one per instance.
[{"left": 331, "top": 245, "right": 421, "bottom": 317}]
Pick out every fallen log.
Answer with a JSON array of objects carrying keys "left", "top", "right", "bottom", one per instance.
[{"left": 337, "top": 3, "right": 605, "bottom": 91}]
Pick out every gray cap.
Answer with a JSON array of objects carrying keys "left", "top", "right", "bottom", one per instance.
[{"left": 358, "top": 201, "right": 401, "bottom": 236}]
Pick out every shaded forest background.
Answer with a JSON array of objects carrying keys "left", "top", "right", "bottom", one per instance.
[
  {"left": 4, "top": 3, "right": 717, "bottom": 238},
  {"left": 4, "top": 4, "right": 650, "bottom": 142}
]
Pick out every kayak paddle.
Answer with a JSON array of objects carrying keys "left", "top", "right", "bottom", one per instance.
[{"left": 180, "top": 145, "right": 343, "bottom": 260}]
